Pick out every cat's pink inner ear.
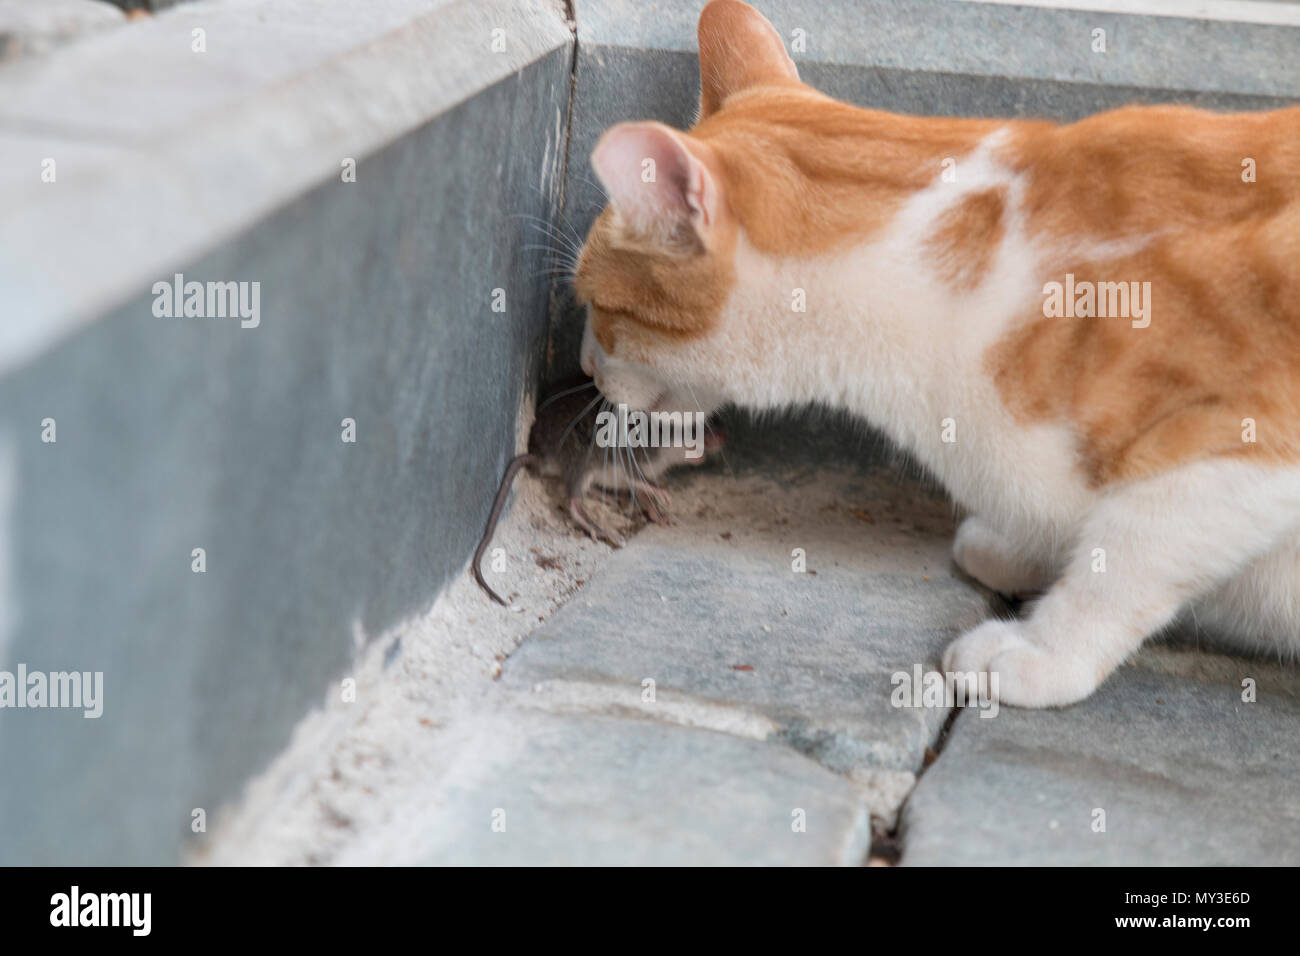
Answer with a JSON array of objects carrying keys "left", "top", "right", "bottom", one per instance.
[
  {"left": 591, "top": 122, "right": 718, "bottom": 240},
  {"left": 697, "top": 0, "right": 799, "bottom": 118}
]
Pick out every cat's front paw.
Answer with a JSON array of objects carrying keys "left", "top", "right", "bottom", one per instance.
[{"left": 942, "top": 619, "right": 1098, "bottom": 708}]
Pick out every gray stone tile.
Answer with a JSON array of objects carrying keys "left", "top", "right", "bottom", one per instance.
[
  {"left": 0, "top": 0, "right": 123, "bottom": 62},
  {"left": 503, "top": 467, "right": 993, "bottom": 775},
  {"left": 414, "top": 712, "right": 872, "bottom": 866},
  {"left": 900, "top": 645, "right": 1300, "bottom": 865}
]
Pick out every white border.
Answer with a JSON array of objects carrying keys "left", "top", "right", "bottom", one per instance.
[{"left": 956, "top": 0, "right": 1300, "bottom": 28}]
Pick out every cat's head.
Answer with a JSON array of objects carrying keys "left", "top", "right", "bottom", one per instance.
[{"left": 574, "top": 0, "right": 801, "bottom": 415}]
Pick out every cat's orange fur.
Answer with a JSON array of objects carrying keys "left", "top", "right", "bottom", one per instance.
[{"left": 994, "top": 109, "right": 1300, "bottom": 482}]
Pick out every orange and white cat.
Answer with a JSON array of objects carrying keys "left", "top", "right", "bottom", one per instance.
[{"left": 573, "top": 0, "right": 1300, "bottom": 707}]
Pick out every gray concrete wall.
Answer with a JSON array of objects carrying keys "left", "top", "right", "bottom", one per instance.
[{"left": 0, "top": 0, "right": 573, "bottom": 864}]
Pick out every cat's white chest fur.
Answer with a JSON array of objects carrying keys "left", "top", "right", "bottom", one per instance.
[{"left": 720, "top": 131, "right": 1094, "bottom": 543}]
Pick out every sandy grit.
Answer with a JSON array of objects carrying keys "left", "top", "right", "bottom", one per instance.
[{"left": 195, "top": 463, "right": 675, "bottom": 865}]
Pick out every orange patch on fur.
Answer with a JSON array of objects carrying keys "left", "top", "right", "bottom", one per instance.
[
  {"left": 982, "top": 133, "right": 1300, "bottom": 486},
  {"left": 1003, "top": 105, "right": 1296, "bottom": 244},
  {"left": 927, "top": 186, "right": 1008, "bottom": 292},
  {"left": 576, "top": 206, "right": 737, "bottom": 357},
  {"left": 691, "top": 88, "right": 1003, "bottom": 256}
]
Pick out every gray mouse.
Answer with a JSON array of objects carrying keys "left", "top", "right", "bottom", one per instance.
[{"left": 472, "top": 378, "right": 724, "bottom": 605}]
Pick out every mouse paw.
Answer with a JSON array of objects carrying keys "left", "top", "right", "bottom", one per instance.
[
  {"left": 568, "top": 496, "right": 625, "bottom": 548},
  {"left": 638, "top": 484, "right": 674, "bottom": 524}
]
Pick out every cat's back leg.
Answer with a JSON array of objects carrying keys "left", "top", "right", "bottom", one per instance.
[{"left": 1189, "top": 532, "right": 1300, "bottom": 658}]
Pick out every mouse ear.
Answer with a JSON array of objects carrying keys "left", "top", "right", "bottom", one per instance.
[
  {"left": 697, "top": 0, "right": 799, "bottom": 119},
  {"left": 591, "top": 122, "right": 720, "bottom": 249}
]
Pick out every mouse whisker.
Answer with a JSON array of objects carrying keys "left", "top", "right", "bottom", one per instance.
[
  {"left": 600, "top": 399, "right": 614, "bottom": 509},
  {"left": 627, "top": 444, "right": 656, "bottom": 514},
  {"left": 548, "top": 208, "right": 589, "bottom": 252},
  {"left": 680, "top": 379, "right": 735, "bottom": 479},
  {"left": 583, "top": 410, "right": 600, "bottom": 473},
  {"left": 567, "top": 172, "right": 610, "bottom": 203},
  {"left": 622, "top": 433, "right": 646, "bottom": 516},
  {"left": 521, "top": 247, "right": 580, "bottom": 276},
  {"left": 526, "top": 267, "right": 576, "bottom": 282},
  {"left": 538, "top": 379, "right": 597, "bottom": 416},
  {"left": 511, "top": 209, "right": 587, "bottom": 253},
  {"left": 520, "top": 241, "right": 580, "bottom": 261},
  {"left": 558, "top": 393, "right": 603, "bottom": 452},
  {"left": 521, "top": 250, "right": 580, "bottom": 270},
  {"left": 516, "top": 219, "right": 583, "bottom": 260}
]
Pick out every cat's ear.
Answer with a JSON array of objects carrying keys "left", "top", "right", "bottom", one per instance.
[
  {"left": 591, "top": 121, "right": 720, "bottom": 248},
  {"left": 697, "top": 0, "right": 799, "bottom": 118}
]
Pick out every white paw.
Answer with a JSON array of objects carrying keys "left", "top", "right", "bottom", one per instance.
[
  {"left": 951, "top": 517, "right": 1046, "bottom": 597},
  {"left": 942, "top": 619, "right": 1099, "bottom": 708}
]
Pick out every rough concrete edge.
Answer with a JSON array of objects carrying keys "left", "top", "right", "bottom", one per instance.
[
  {"left": 962, "top": 0, "right": 1300, "bottom": 28},
  {"left": 573, "top": 0, "right": 1300, "bottom": 95},
  {"left": 0, "top": 0, "right": 572, "bottom": 376}
]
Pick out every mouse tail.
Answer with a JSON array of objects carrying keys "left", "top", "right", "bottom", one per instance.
[{"left": 472, "top": 453, "right": 538, "bottom": 606}]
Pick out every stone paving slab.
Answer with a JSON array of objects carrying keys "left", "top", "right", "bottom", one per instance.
[
  {"left": 502, "top": 466, "right": 993, "bottom": 778},
  {"left": 0, "top": 0, "right": 124, "bottom": 62},
  {"left": 900, "top": 645, "right": 1300, "bottom": 865},
  {"left": 411, "top": 712, "right": 872, "bottom": 866}
]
